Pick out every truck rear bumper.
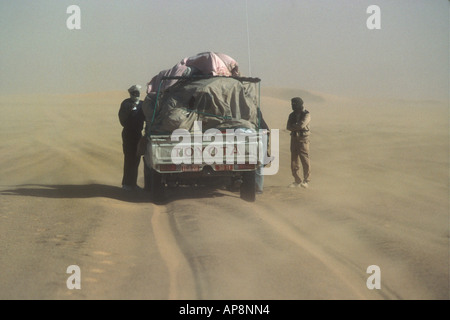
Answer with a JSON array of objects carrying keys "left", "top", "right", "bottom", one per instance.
[{"left": 154, "top": 163, "right": 256, "bottom": 174}]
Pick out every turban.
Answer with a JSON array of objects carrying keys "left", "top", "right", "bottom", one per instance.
[{"left": 291, "top": 97, "right": 303, "bottom": 106}]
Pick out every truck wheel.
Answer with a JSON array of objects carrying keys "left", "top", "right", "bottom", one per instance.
[
  {"left": 150, "top": 168, "right": 166, "bottom": 204},
  {"left": 240, "top": 171, "right": 256, "bottom": 202}
]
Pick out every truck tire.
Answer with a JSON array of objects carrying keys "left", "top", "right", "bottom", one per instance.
[
  {"left": 144, "top": 161, "right": 166, "bottom": 204},
  {"left": 150, "top": 169, "right": 166, "bottom": 204},
  {"left": 240, "top": 171, "right": 256, "bottom": 202}
]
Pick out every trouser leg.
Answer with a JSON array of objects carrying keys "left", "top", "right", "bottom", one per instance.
[
  {"left": 122, "top": 136, "right": 140, "bottom": 187},
  {"left": 255, "top": 135, "right": 268, "bottom": 192},
  {"left": 122, "top": 152, "right": 141, "bottom": 187},
  {"left": 290, "top": 138, "right": 302, "bottom": 184},
  {"left": 255, "top": 166, "right": 264, "bottom": 192},
  {"left": 299, "top": 140, "right": 310, "bottom": 182}
]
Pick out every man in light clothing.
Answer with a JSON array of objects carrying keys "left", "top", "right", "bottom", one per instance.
[{"left": 286, "top": 97, "right": 311, "bottom": 188}]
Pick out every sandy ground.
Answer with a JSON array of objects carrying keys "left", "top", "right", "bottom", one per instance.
[{"left": 0, "top": 89, "right": 448, "bottom": 300}]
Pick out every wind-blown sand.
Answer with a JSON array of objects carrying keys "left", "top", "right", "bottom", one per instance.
[{"left": 0, "top": 89, "right": 448, "bottom": 300}]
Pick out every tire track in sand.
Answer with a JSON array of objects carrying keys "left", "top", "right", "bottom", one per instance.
[
  {"left": 151, "top": 204, "right": 197, "bottom": 299},
  {"left": 241, "top": 199, "right": 400, "bottom": 299}
]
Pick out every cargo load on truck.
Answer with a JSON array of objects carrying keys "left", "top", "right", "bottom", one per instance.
[
  {"left": 142, "top": 75, "right": 261, "bottom": 135},
  {"left": 146, "top": 52, "right": 241, "bottom": 94}
]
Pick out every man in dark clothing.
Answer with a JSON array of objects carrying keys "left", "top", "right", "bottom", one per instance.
[
  {"left": 286, "top": 97, "right": 311, "bottom": 188},
  {"left": 118, "top": 85, "right": 145, "bottom": 191}
]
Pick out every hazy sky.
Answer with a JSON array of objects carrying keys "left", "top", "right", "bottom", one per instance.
[{"left": 1, "top": 0, "right": 448, "bottom": 101}]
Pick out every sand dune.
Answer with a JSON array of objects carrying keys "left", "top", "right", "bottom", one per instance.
[{"left": 0, "top": 88, "right": 448, "bottom": 300}]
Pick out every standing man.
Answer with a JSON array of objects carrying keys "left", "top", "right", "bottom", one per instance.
[
  {"left": 118, "top": 85, "right": 145, "bottom": 191},
  {"left": 286, "top": 97, "right": 311, "bottom": 188}
]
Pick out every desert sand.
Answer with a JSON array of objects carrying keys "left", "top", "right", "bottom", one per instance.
[{"left": 0, "top": 88, "right": 448, "bottom": 300}]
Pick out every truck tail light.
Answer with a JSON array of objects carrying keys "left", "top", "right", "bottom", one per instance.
[
  {"left": 234, "top": 164, "right": 256, "bottom": 170},
  {"left": 214, "top": 164, "right": 233, "bottom": 171},
  {"left": 159, "top": 164, "right": 179, "bottom": 172}
]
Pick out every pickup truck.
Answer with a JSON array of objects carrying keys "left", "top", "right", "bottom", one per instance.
[{"left": 142, "top": 75, "right": 263, "bottom": 203}]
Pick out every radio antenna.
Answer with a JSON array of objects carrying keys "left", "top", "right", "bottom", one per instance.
[{"left": 245, "top": 0, "right": 252, "bottom": 76}]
